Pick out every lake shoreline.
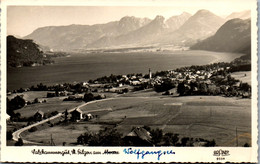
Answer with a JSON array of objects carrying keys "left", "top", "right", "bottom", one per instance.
[{"left": 7, "top": 50, "right": 245, "bottom": 90}]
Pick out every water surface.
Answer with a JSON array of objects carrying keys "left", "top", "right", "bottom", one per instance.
[{"left": 7, "top": 50, "right": 242, "bottom": 90}]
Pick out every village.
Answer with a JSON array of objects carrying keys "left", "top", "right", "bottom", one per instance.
[{"left": 7, "top": 59, "right": 251, "bottom": 146}]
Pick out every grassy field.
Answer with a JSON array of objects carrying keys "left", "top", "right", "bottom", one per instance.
[
  {"left": 15, "top": 97, "right": 84, "bottom": 118},
  {"left": 8, "top": 91, "right": 48, "bottom": 101},
  {"left": 22, "top": 90, "right": 251, "bottom": 146},
  {"left": 231, "top": 71, "right": 251, "bottom": 85},
  {"left": 23, "top": 122, "right": 104, "bottom": 145}
]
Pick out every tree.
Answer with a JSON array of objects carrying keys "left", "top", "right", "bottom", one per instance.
[
  {"left": 199, "top": 83, "right": 208, "bottom": 94},
  {"left": 15, "top": 138, "right": 23, "bottom": 146},
  {"left": 9, "top": 95, "right": 26, "bottom": 110},
  {"left": 240, "top": 82, "right": 251, "bottom": 92},
  {"left": 177, "top": 82, "right": 186, "bottom": 96},
  {"left": 7, "top": 98, "right": 14, "bottom": 116},
  {"left": 163, "top": 133, "right": 179, "bottom": 146},
  {"left": 122, "top": 88, "right": 129, "bottom": 93},
  {"left": 64, "top": 109, "right": 68, "bottom": 122},
  {"left": 11, "top": 112, "right": 21, "bottom": 122},
  {"left": 6, "top": 131, "right": 13, "bottom": 140},
  {"left": 181, "top": 137, "right": 189, "bottom": 146},
  {"left": 150, "top": 128, "right": 163, "bottom": 145},
  {"left": 189, "top": 81, "right": 199, "bottom": 95},
  {"left": 84, "top": 93, "right": 95, "bottom": 102},
  {"left": 154, "top": 79, "right": 175, "bottom": 92},
  {"left": 75, "top": 83, "right": 82, "bottom": 93},
  {"left": 88, "top": 128, "right": 123, "bottom": 146},
  {"left": 143, "top": 125, "right": 151, "bottom": 132},
  {"left": 205, "top": 139, "right": 216, "bottom": 147},
  {"left": 33, "top": 98, "right": 39, "bottom": 103}
]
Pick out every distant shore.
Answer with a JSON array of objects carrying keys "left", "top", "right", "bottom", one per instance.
[{"left": 7, "top": 50, "right": 246, "bottom": 91}]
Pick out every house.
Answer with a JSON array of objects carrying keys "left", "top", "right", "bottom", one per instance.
[
  {"left": 70, "top": 108, "right": 83, "bottom": 122},
  {"left": 130, "top": 80, "right": 141, "bottom": 86},
  {"left": 84, "top": 113, "right": 93, "bottom": 121},
  {"left": 124, "top": 127, "right": 153, "bottom": 146},
  {"left": 34, "top": 110, "right": 44, "bottom": 121}
]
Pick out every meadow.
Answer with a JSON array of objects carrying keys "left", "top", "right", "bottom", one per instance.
[
  {"left": 14, "top": 93, "right": 84, "bottom": 118},
  {"left": 22, "top": 92, "right": 251, "bottom": 147},
  {"left": 231, "top": 71, "right": 251, "bottom": 85}
]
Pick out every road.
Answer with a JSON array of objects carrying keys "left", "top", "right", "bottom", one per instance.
[
  {"left": 12, "top": 98, "right": 115, "bottom": 144},
  {"left": 12, "top": 96, "right": 164, "bottom": 144}
]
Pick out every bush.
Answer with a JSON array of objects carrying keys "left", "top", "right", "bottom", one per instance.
[
  {"left": 8, "top": 95, "right": 26, "bottom": 111},
  {"left": 122, "top": 88, "right": 129, "bottom": 93},
  {"left": 84, "top": 93, "right": 95, "bottom": 102},
  {"left": 28, "top": 127, "right": 37, "bottom": 132},
  {"left": 77, "top": 128, "right": 123, "bottom": 146},
  {"left": 51, "top": 111, "right": 59, "bottom": 116},
  {"left": 15, "top": 138, "right": 23, "bottom": 146},
  {"left": 205, "top": 139, "right": 216, "bottom": 147},
  {"left": 163, "top": 133, "right": 179, "bottom": 146},
  {"left": 150, "top": 128, "right": 163, "bottom": 145}
]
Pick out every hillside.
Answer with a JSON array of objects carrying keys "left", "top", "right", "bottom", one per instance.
[
  {"left": 24, "top": 9, "right": 250, "bottom": 50},
  {"left": 7, "top": 36, "right": 52, "bottom": 67},
  {"left": 190, "top": 18, "right": 251, "bottom": 59}
]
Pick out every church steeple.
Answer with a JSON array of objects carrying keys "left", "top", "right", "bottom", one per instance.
[{"left": 149, "top": 68, "right": 152, "bottom": 79}]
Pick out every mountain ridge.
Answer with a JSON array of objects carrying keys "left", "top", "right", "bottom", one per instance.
[{"left": 24, "top": 9, "right": 251, "bottom": 51}]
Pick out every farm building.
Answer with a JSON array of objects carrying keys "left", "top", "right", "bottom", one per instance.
[
  {"left": 34, "top": 110, "right": 45, "bottom": 121},
  {"left": 124, "top": 127, "right": 153, "bottom": 146},
  {"left": 70, "top": 108, "right": 83, "bottom": 122},
  {"left": 84, "top": 113, "right": 93, "bottom": 121}
]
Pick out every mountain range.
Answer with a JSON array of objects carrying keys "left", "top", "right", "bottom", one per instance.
[
  {"left": 24, "top": 9, "right": 251, "bottom": 51},
  {"left": 226, "top": 10, "right": 251, "bottom": 20}
]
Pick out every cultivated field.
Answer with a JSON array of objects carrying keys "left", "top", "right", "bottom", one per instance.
[{"left": 22, "top": 91, "right": 251, "bottom": 146}]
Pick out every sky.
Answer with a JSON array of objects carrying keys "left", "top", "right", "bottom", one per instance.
[{"left": 5, "top": 0, "right": 254, "bottom": 37}]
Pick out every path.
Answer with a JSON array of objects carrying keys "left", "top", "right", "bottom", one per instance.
[
  {"left": 12, "top": 113, "right": 62, "bottom": 144},
  {"left": 12, "top": 98, "right": 115, "bottom": 143},
  {"left": 12, "top": 96, "right": 167, "bottom": 144}
]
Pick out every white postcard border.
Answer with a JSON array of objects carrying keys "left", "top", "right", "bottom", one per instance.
[{"left": 0, "top": 0, "right": 258, "bottom": 163}]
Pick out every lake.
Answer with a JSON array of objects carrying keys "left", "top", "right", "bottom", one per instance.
[{"left": 7, "top": 50, "right": 243, "bottom": 90}]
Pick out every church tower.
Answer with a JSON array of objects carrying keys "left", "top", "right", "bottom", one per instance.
[{"left": 149, "top": 68, "right": 152, "bottom": 79}]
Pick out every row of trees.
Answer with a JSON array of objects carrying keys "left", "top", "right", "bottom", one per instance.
[
  {"left": 76, "top": 126, "right": 216, "bottom": 147},
  {"left": 177, "top": 80, "right": 251, "bottom": 97}
]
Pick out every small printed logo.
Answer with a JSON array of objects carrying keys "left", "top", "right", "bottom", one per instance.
[{"left": 213, "top": 149, "right": 230, "bottom": 156}]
